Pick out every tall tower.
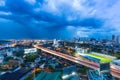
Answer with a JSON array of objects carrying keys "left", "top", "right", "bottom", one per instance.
[
  {"left": 116, "top": 35, "right": 120, "bottom": 44},
  {"left": 112, "top": 35, "right": 115, "bottom": 41},
  {"left": 53, "top": 39, "right": 59, "bottom": 47}
]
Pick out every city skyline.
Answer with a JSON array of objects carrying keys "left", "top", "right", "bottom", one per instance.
[{"left": 0, "top": 0, "right": 120, "bottom": 39}]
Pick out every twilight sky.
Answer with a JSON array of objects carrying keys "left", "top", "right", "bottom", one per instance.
[{"left": 0, "top": 0, "right": 120, "bottom": 39}]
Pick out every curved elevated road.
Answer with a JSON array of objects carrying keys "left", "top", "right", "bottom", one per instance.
[{"left": 34, "top": 45, "right": 120, "bottom": 79}]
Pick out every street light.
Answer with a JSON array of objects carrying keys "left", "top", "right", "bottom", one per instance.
[{"left": 34, "top": 68, "right": 36, "bottom": 80}]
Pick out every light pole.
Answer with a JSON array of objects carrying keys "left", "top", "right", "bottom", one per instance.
[{"left": 33, "top": 63, "right": 36, "bottom": 80}]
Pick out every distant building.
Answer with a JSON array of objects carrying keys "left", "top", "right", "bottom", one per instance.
[
  {"left": 52, "top": 39, "right": 59, "bottom": 47},
  {"left": 0, "top": 55, "right": 4, "bottom": 64},
  {"left": 7, "top": 51, "right": 13, "bottom": 57},
  {"left": 24, "top": 48, "right": 37, "bottom": 54},
  {"left": 112, "top": 35, "right": 115, "bottom": 41},
  {"left": 75, "top": 46, "right": 88, "bottom": 55},
  {"left": 116, "top": 35, "right": 120, "bottom": 44}
]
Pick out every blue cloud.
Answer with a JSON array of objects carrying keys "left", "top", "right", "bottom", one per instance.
[
  {"left": 0, "top": 0, "right": 119, "bottom": 39},
  {"left": 6, "top": 0, "right": 34, "bottom": 14}
]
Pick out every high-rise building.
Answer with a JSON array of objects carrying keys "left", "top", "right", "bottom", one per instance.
[
  {"left": 53, "top": 39, "right": 59, "bottom": 47},
  {"left": 112, "top": 35, "right": 115, "bottom": 41},
  {"left": 116, "top": 35, "right": 120, "bottom": 44}
]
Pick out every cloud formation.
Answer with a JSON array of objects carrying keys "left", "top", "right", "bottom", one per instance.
[{"left": 0, "top": 0, "right": 120, "bottom": 39}]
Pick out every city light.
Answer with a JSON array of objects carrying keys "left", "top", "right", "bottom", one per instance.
[
  {"left": 0, "top": 0, "right": 120, "bottom": 79},
  {"left": 71, "top": 72, "right": 76, "bottom": 75},
  {"left": 62, "top": 72, "right": 76, "bottom": 79},
  {"left": 62, "top": 75, "right": 69, "bottom": 79}
]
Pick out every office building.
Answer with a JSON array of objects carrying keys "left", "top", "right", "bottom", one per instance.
[
  {"left": 112, "top": 35, "right": 115, "bottom": 41},
  {"left": 53, "top": 39, "right": 59, "bottom": 47},
  {"left": 116, "top": 35, "right": 120, "bottom": 44}
]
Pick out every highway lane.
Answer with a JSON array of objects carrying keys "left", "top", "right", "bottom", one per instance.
[
  {"left": 36, "top": 45, "right": 99, "bottom": 69},
  {"left": 39, "top": 46, "right": 99, "bottom": 67},
  {"left": 34, "top": 45, "right": 120, "bottom": 79}
]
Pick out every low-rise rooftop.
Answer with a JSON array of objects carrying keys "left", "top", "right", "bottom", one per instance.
[
  {"left": 0, "top": 68, "right": 31, "bottom": 80},
  {"left": 36, "top": 72, "right": 62, "bottom": 80}
]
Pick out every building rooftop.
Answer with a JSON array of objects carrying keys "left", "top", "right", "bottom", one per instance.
[
  {"left": 112, "top": 59, "right": 120, "bottom": 66},
  {"left": 0, "top": 68, "right": 31, "bottom": 80},
  {"left": 63, "top": 65, "right": 77, "bottom": 75},
  {"left": 87, "top": 70, "right": 115, "bottom": 80},
  {"left": 62, "top": 65, "right": 79, "bottom": 80},
  {"left": 86, "top": 53, "right": 113, "bottom": 63},
  {"left": 36, "top": 72, "right": 62, "bottom": 80},
  {"left": 83, "top": 55, "right": 100, "bottom": 63}
]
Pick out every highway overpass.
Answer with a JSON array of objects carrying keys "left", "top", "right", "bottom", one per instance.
[{"left": 33, "top": 44, "right": 120, "bottom": 79}]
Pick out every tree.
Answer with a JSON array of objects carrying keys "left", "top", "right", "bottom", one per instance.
[{"left": 25, "top": 54, "right": 39, "bottom": 62}]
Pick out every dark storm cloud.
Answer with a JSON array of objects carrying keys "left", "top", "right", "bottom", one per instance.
[
  {"left": 0, "top": 0, "right": 118, "bottom": 39},
  {"left": 2, "top": 0, "right": 103, "bottom": 28},
  {"left": 6, "top": 0, "right": 33, "bottom": 14}
]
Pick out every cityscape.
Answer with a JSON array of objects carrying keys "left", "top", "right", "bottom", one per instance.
[
  {"left": 0, "top": 0, "right": 120, "bottom": 80},
  {"left": 0, "top": 37, "right": 120, "bottom": 80}
]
